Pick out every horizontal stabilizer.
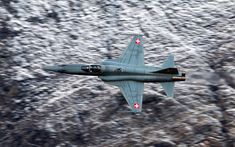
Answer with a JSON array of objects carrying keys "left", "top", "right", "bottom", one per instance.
[
  {"left": 160, "top": 82, "right": 175, "bottom": 97},
  {"left": 162, "top": 54, "right": 174, "bottom": 68}
]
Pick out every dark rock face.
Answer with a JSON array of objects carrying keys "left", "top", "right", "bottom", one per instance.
[{"left": 0, "top": 0, "right": 235, "bottom": 146}]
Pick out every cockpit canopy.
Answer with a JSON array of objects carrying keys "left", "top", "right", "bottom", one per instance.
[{"left": 81, "top": 65, "right": 102, "bottom": 73}]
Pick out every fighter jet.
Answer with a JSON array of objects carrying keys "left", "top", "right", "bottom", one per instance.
[{"left": 43, "top": 34, "right": 186, "bottom": 112}]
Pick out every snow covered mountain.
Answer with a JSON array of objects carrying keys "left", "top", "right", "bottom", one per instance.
[{"left": 0, "top": 0, "right": 235, "bottom": 146}]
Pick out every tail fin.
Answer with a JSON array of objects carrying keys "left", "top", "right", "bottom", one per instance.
[
  {"left": 162, "top": 54, "right": 175, "bottom": 68},
  {"left": 160, "top": 82, "right": 175, "bottom": 97}
]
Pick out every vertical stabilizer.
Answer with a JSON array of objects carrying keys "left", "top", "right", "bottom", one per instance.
[
  {"left": 162, "top": 54, "right": 175, "bottom": 68},
  {"left": 160, "top": 82, "right": 175, "bottom": 97}
]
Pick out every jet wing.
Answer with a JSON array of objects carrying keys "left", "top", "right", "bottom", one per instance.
[
  {"left": 106, "top": 81, "right": 144, "bottom": 112},
  {"left": 118, "top": 34, "right": 144, "bottom": 66}
]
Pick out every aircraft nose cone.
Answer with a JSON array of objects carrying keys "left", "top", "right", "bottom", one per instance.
[{"left": 43, "top": 65, "right": 63, "bottom": 72}]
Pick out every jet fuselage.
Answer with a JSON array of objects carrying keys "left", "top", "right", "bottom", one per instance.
[{"left": 43, "top": 63, "right": 186, "bottom": 83}]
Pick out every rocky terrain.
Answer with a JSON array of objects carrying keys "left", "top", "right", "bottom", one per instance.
[{"left": 0, "top": 0, "right": 235, "bottom": 146}]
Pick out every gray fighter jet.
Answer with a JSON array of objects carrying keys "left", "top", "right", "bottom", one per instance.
[{"left": 43, "top": 34, "right": 186, "bottom": 112}]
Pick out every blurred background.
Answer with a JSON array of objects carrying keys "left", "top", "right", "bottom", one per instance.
[{"left": 0, "top": 0, "right": 235, "bottom": 146}]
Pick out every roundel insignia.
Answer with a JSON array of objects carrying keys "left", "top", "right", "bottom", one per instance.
[
  {"left": 134, "top": 103, "right": 140, "bottom": 109},
  {"left": 135, "top": 38, "right": 141, "bottom": 45}
]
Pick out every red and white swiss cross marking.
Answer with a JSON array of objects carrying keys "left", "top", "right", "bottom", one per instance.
[
  {"left": 134, "top": 103, "right": 140, "bottom": 109},
  {"left": 135, "top": 38, "right": 141, "bottom": 45}
]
